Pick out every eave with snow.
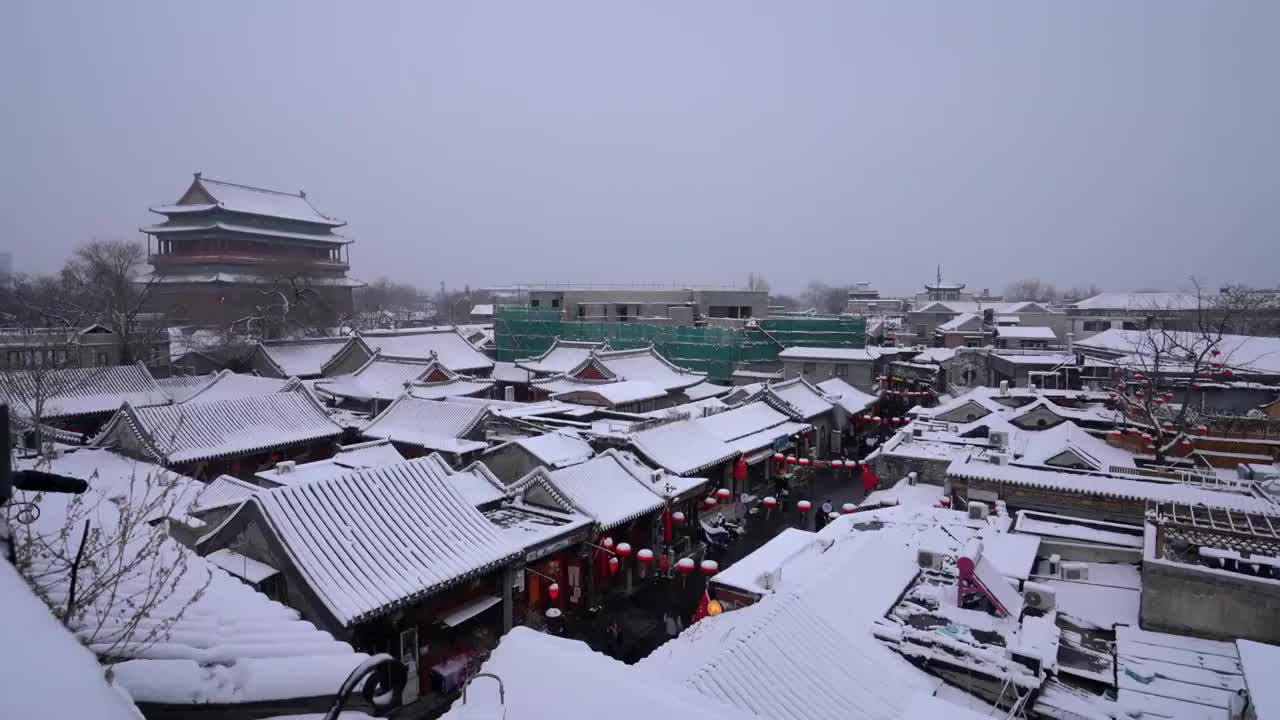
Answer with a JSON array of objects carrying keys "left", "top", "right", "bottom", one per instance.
[
  {"left": 358, "top": 325, "right": 495, "bottom": 374},
  {"left": 247, "top": 334, "right": 373, "bottom": 379},
  {"left": 359, "top": 393, "right": 491, "bottom": 461}
]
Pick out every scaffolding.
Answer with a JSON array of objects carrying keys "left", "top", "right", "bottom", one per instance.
[{"left": 494, "top": 306, "right": 866, "bottom": 382}]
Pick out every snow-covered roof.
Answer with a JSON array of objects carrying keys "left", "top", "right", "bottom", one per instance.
[
  {"left": 192, "top": 474, "right": 261, "bottom": 513},
  {"left": 0, "top": 362, "right": 169, "bottom": 420},
  {"left": 410, "top": 453, "right": 510, "bottom": 507},
  {"left": 254, "top": 336, "right": 365, "bottom": 378},
  {"left": 315, "top": 354, "right": 434, "bottom": 402},
  {"left": 490, "top": 361, "right": 533, "bottom": 384},
  {"left": 525, "top": 450, "right": 667, "bottom": 530},
  {"left": 92, "top": 386, "right": 344, "bottom": 465},
  {"left": 488, "top": 429, "right": 596, "bottom": 469},
  {"left": 0, "top": 560, "right": 142, "bottom": 720},
  {"left": 777, "top": 346, "right": 882, "bottom": 362},
  {"left": 439, "top": 628, "right": 739, "bottom": 720},
  {"left": 151, "top": 175, "right": 346, "bottom": 227},
  {"left": 141, "top": 220, "right": 350, "bottom": 243},
  {"left": 141, "top": 270, "right": 366, "bottom": 288},
  {"left": 994, "top": 352, "right": 1075, "bottom": 366},
  {"left": 253, "top": 439, "right": 406, "bottom": 488},
  {"left": 628, "top": 418, "right": 738, "bottom": 476},
  {"left": 639, "top": 507, "right": 945, "bottom": 719},
  {"left": 590, "top": 346, "right": 706, "bottom": 391},
  {"left": 359, "top": 326, "right": 494, "bottom": 372},
  {"left": 469, "top": 303, "right": 495, "bottom": 316},
  {"left": 910, "top": 347, "right": 957, "bottom": 364},
  {"left": 691, "top": 401, "right": 810, "bottom": 457},
  {"left": 815, "top": 377, "right": 878, "bottom": 414},
  {"left": 548, "top": 378, "right": 669, "bottom": 405},
  {"left": 1071, "top": 291, "right": 1206, "bottom": 311},
  {"left": 947, "top": 456, "right": 1279, "bottom": 514},
  {"left": 1017, "top": 421, "right": 1135, "bottom": 471},
  {"left": 179, "top": 370, "right": 300, "bottom": 404},
  {"left": 13, "top": 450, "right": 368, "bottom": 706},
  {"left": 203, "top": 457, "right": 521, "bottom": 626},
  {"left": 1076, "top": 328, "right": 1280, "bottom": 375},
  {"left": 711, "top": 527, "right": 820, "bottom": 597},
  {"left": 681, "top": 380, "right": 733, "bottom": 401},
  {"left": 155, "top": 372, "right": 219, "bottom": 403},
  {"left": 748, "top": 377, "right": 836, "bottom": 420},
  {"left": 1237, "top": 640, "right": 1280, "bottom": 720},
  {"left": 360, "top": 393, "right": 490, "bottom": 454},
  {"left": 516, "top": 339, "right": 610, "bottom": 375},
  {"left": 938, "top": 312, "right": 982, "bottom": 332},
  {"left": 997, "top": 326, "right": 1057, "bottom": 341}
]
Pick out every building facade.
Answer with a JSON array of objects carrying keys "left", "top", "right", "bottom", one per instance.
[
  {"left": 524, "top": 287, "right": 767, "bottom": 324},
  {"left": 140, "top": 173, "right": 363, "bottom": 327}
]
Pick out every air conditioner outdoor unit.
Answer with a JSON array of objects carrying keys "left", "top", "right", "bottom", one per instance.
[
  {"left": 968, "top": 501, "right": 990, "bottom": 521},
  {"left": 988, "top": 452, "right": 1010, "bottom": 466},
  {"left": 912, "top": 427, "right": 924, "bottom": 439},
  {"left": 1060, "top": 562, "right": 1089, "bottom": 581},
  {"left": 917, "top": 549, "right": 945, "bottom": 572},
  {"left": 989, "top": 431, "right": 1009, "bottom": 448},
  {"left": 1022, "top": 582, "right": 1057, "bottom": 611},
  {"left": 275, "top": 460, "right": 296, "bottom": 474}
]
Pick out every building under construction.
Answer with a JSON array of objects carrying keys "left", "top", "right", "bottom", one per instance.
[{"left": 494, "top": 306, "right": 866, "bottom": 382}]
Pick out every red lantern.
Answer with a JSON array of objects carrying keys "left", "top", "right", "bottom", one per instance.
[
  {"left": 1163, "top": 392, "right": 1173, "bottom": 401},
  {"left": 1162, "top": 422, "right": 1174, "bottom": 430},
  {"left": 637, "top": 549, "right": 654, "bottom": 565},
  {"left": 762, "top": 496, "right": 778, "bottom": 509},
  {"left": 1135, "top": 390, "right": 1144, "bottom": 398},
  {"left": 548, "top": 583, "right": 560, "bottom": 601},
  {"left": 704, "top": 496, "right": 718, "bottom": 509},
  {"left": 1110, "top": 430, "right": 1123, "bottom": 440},
  {"left": 841, "top": 502, "right": 856, "bottom": 514},
  {"left": 773, "top": 452, "right": 784, "bottom": 462},
  {"left": 1129, "top": 428, "right": 1140, "bottom": 436},
  {"left": 873, "top": 416, "right": 882, "bottom": 424},
  {"left": 676, "top": 558, "right": 696, "bottom": 575},
  {"left": 1154, "top": 398, "right": 1165, "bottom": 406},
  {"left": 608, "top": 556, "right": 620, "bottom": 575},
  {"left": 1134, "top": 374, "right": 1146, "bottom": 381},
  {"left": 602, "top": 536, "right": 615, "bottom": 550},
  {"left": 616, "top": 542, "right": 633, "bottom": 558},
  {"left": 831, "top": 459, "right": 844, "bottom": 469},
  {"left": 786, "top": 455, "right": 798, "bottom": 465},
  {"left": 671, "top": 511, "right": 686, "bottom": 525},
  {"left": 797, "top": 500, "right": 812, "bottom": 513},
  {"left": 799, "top": 458, "right": 811, "bottom": 467},
  {"left": 700, "top": 560, "right": 719, "bottom": 576},
  {"left": 1108, "top": 392, "right": 1117, "bottom": 399},
  {"left": 1222, "top": 369, "right": 1234, "bottom": 378},
  {"left": 733, "top": 457, "right": 748, "bottom": 482},
  {"left": 1196, "top": 425, "right": 1208, "bottom": 434},
  {"left": 716, "top": 487, "right": 732, "bottom": 501}
]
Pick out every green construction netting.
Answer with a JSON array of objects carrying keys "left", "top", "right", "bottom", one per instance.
[{"left": 494, "top": 306, "right": 865, "bottom": 382}]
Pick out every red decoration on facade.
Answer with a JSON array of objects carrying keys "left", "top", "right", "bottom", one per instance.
[
  {"left": 548, "top": 583, "right": 560, "bottom": 601},
  {"left": 733, "top": 457, "right": 748, "bottom": 482},
  {"left": 616, "top": 543, "right": 633, "bottom": 558},
  {"left": 762, "top": 496, "right": 778, "bottom": 509},
  {"left": 704, "top": 496, "right": 718, "bottom": 509},
  {"left": 796, "top": 500, "right": 812, "bottom": 513},
  {"left": 608, "top": 556, "right": 620, "bottom": 575},
  {"left": 676, "top": 558, "right": 696, "bottom": 575},
  {"left": 637, "top": 549, "right": 654, "bottom": 565}
]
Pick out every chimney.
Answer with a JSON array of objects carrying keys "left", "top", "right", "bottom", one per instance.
[
  {"left": 999, "top": 380, "right": 1009, "bottom": 397},
  {"left": 1066, "top": 332, "right": 1074, "bottom": 353}
]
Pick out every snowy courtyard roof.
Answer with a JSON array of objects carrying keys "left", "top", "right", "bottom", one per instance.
[
  {"left": 816, "top": 377, "right": 878, "bottom": 414},
  {"left": 948, "top": 455, "right": 1279, "bottom": 514},
  {"left": 777, "top": 346, "right": 884, "bottom": 361},
  {"left": 545, "top": 378, "right": 669, "bottom": 406},
  {"left": 415, "top": 452, "right": 509, "bottom": 507},
  {"left": 200, "top": 457, "right": 521, "bottom": 627},
  {"left": 514, "top": 450, "right": 668, "bottom": 531},
  {"left": 178, "top": 370, "right": 301, "bottom": 404},
  {"left": 744, "top": 377, "right": 836, "bottom": 420},
  {"left": 1076, "top": 328, "right": 1280, "bottom": 375},
  {"left": 627, "top": 416, "right": 739, "bottom": 475},
  {"left": 515, "top": 339, "right": 610, "bottom": 375},
  {"left": 439, "top": 628, "right": 739, "bottom": 720},
  {"left": 592, "top": 346, "right": 705, "bottom": 391},
  {"left": 12, "top": 450, "right": 368, "bottom": 706},
  {"left": 0, "top": 361, "right": 169, "bottom": 420},
  {"left": 997, "top": 326, "right": 1057, "bottom": 341},
  {"left": 254, "top": 438, "right": 407, "bottom": 488},
  {"left": 360, "top": 394, "right": 490, "bottom": 454},
  {"left": 91, "top": 386, "right": 344, "bottom": 465},
  {"left": 692, "top": 401, "right": 810, "bottom": 458},
  {"left": 359, "top": 326, "right": 494, "bottom": 373},
  {"left": 156, "top": 372, "right": 221, "bottom": 403},
  {"left": 486, "top": 429, "right": 596, "bottom": 470},
  {"left": 252, "top": 336, "right": 369, "bottom": 378}
]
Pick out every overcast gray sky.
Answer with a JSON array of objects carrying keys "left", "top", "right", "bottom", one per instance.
[{"left": 2, "top": 2, "right": 1277, "bottom": 295}]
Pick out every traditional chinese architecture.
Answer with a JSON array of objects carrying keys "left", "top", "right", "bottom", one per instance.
[
  {"left": 90, "top": 385, "right": 346, "bottom": 479},
  {"left": 140, "top": 173, "right": 363, "bottom": 326}
]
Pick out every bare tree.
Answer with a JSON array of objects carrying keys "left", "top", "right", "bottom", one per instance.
[
  {"left": 1003, "top": 278, "right": 1061, "bottom": 303},
  {"left": 800, "top": 281, "right": 848, "bottom": 314},
  {"left": 61, "top": 240, "right": 160, "bottom": 365},
  {"left": 6, "top": 456, "right": 211, "bottom": 666},
  {"left": 1112, "top": 280, "right": 1278, "bottom": 464}
]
